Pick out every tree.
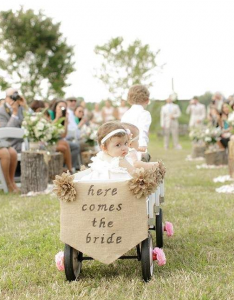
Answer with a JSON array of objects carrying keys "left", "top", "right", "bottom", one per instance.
[
  {"left": 94, "top": 37, "right": 160, "bottom": 100},
  {"left": 0, "top": 8, "right": 75, "bottom": 100}
]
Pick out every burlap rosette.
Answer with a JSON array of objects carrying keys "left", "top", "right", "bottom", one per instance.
[{"left": 53, "top": 171, "right": 76, "bottom": 202}]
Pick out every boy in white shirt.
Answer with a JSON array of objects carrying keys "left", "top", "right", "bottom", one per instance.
[{"left": 121, "top": 84, "right": 151, "bottom": 152}]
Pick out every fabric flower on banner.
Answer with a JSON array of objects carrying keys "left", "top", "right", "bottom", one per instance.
[
  {"left": 152, "top": 247, "right": 166, "bottom": 266},
  {"left": 129, "top": 167, "right": 158, "bottom": 199},
  {"left": 53, "top": 171, "right": 76, "bottom": 202},
  {"left": 157, "top": 160, "right": 166, "bottom": 181},
  {"left": 164, "top": 221, "right": 174, "bottom": 237},
  {"left": 55, "top": 251, "right": 65, "bottom": 271}
]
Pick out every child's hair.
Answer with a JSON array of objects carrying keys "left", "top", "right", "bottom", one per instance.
[
  {"left": 127, "top": 84, "right": 150, "bottom": 105},
  {"left": 121, "top": 122, "right": 139, "bottom": 138},
  {"left": 97, "top": 121, "right": 127, "bottom": 146}
]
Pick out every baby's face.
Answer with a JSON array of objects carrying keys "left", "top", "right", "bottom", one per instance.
[{"left": 105, "top": 135, "right": 129, "bottom": 158}]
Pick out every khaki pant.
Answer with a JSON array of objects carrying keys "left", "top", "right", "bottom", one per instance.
[{"left": 164, "top": 123, "right": 179, "bottom": 149}]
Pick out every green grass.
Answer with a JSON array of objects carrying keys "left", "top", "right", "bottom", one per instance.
[{"left": 1, "top": 136, "right": 234, "bottom": 300}]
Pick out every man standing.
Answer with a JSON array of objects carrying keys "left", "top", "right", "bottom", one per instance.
[
  {"left": 0, "top": 88, "right": 29, "bottom": 152},
  {"left": 160, "top": 96, "right": 182, "bottom": 150},
  {"left": 186, "top": 96, "right": 206, "bottom": 128}
]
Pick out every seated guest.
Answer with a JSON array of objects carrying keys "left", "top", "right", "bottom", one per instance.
[
  {"left": 0, "top": 146, "right": 19, "bottom": 193},
  {"left": 0, "top": 88, "right": 30, "bottom": 152},
  {"left": 30, "top": 100, "right": 74, "bottom": 173},
  {"left": 51, "top": 100, "right": 80, "bottom": 171},
  {"left": 208, "top": 106, "right": 221, "bottom": 127},
  {"left": 74, "top": 105, "right": 87, "bottom": 128},
  {"left": 219, "top": 103, "right": 232, "bottom": 149},
  {"left": 117, "top": 99, "right": 129, "bottom": 120},
  {"left": 102, "top": 100, "right": 115, "bottom": 122},
  {"left": 91, "top": 103, "right": 103, "bottom": 125}
]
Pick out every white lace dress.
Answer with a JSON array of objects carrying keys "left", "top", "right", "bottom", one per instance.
[{"left": 79, "top": 151, "right": 132, "bottom": 181}]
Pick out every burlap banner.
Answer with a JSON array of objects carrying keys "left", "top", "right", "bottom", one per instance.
[{"left": 60, "top": 180, "right": 148, "bottom": 264}]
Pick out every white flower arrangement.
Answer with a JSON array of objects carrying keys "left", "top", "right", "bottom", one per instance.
[
  {"left": 189, "top": 126, "right": 222, "bottom": 145},
  {"left": 22, "top": 112, "right": 64, "bottom": 144},
  {"left": 80, "top": 124, "right": 98, "bottom": 146}
]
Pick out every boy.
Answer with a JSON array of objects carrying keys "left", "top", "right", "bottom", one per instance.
[{"left": 121, "top": 84, "right": 151, "bottom": 153}]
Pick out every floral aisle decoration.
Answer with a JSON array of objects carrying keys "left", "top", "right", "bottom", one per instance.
[
  {"left": 55, "top": 251, "right": 65, "bottom": 271},
  {"left": 152, "top": 247, "right": 166, "bottom": 266},
  {"left": 189, "top": 126, "right": 206, "bottom": 143},
  {"left": 22, "top": 112, "right": 52, "bottom": 146},
  {"left": 80, "top": 124, "right": 98, "bottom": 147},
  {"left": 53, "top": 171, "right": 76, "bottom": 202},
  {"left": 203, "top": 126, "right": 222, "bottom": 148}
]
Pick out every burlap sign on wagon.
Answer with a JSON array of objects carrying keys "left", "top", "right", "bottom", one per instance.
[{"left": 60, "top": 180, "right": 148, "bottom": 264}]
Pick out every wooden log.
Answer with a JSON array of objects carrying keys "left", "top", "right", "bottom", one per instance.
[
  {"left": 21, "top": 151, "right": 48, "bottom": 194},
  {"left": 48, "top": 153, "right": 64, "bottom": 183},
  {"left": 228, "top": 140, "right": 234, "bottom": 178},
  {"left": 204, "top": 149, "right": 227, "bottom": 165},
  {"left": 192, "top": 143, "right": 206, "bottom": 158}
]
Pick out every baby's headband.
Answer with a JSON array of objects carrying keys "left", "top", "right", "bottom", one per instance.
[{"left": 101, "top": 129, "right": 127, "bottom": 144}]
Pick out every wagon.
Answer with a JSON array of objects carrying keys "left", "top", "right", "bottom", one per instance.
[{"left": 59, "top": 169, "right": 165, "bottom": 282}]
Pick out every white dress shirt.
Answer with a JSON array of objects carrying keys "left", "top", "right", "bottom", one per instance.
[
  {"left": 121, "top": 104, "right": 152, "bottom": 147},
  {"left": 160, "top": 103, "right": 181, "bottom": 128}
]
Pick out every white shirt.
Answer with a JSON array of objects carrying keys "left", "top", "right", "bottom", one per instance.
[
  {"left": 160, "top": 103, "right": 181, "bottom": 128},
  {"left": 186, "top": 103, "right": 206, "bottom": 127},
  {"left": 121, "top": 104, "right": 152, "bottom": 147},
  {"left": 66, "top": 108, "right": 79, "bottom": 140}
]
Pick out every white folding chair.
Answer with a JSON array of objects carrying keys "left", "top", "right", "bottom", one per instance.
[{"left": 0, "top": 128, "right": 27, "bottom": 193}]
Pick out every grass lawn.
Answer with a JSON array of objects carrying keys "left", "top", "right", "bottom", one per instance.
[{"left": 0, "top": 136, "right": 234, "bottom": 300}]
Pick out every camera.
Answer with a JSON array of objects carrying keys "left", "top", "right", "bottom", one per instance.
[
  {"left": 10, "top": 91, "right": 22, "bottom": 102},
  {"left": 61, "top": 106, "right": 66, "bottom": 117}
]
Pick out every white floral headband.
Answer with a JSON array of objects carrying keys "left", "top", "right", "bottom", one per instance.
[{"left": 101, "top": 129, "right": 128, "bottom": 144}]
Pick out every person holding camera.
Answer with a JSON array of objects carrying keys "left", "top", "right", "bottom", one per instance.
[
  {"left": 0, "top": 88, "right": 29, "bottom": 152},
  {"left": 50, "top": 100, "right": 80, "bottom": 172}
]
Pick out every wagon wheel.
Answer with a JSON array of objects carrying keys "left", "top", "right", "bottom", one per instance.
[
  {"left": 156, "top": 208, "right": 163, "bottom": 248},
  {"left": 141, "top": 233, "right": 154, "bottom": 282},
  {"left": 64, "top": 244, "right": 83, "bottom": 281}
]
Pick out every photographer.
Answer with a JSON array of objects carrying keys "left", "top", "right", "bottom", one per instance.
[
  {"left": 0, "top": 88, "right": 29, "bottom": 152},
  {"left": 50, "top": 100, "right": 80, "bottom": 172}
]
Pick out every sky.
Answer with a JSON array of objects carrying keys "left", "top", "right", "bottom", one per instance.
[{"left": 1, "top": 0, "right": 234, "bottom": 101}]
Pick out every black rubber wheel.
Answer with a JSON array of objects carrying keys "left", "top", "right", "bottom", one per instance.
[
  {"left": 64, "top": 244, "right": 82, "bottom": 281},
  {"left": 141, "top": 233, "right": 154, "bottom": 282},
  {"left": 156, "top": 208, "right": 163, "bottom": 248}
]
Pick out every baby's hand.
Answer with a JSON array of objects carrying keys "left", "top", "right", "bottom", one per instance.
[{"left": 138, "top": 146, "right": 147, "bottom": 152}]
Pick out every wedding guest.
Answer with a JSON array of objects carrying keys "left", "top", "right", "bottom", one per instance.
[
  {"left": 117, "top": 99, "right": 129, "bottom": 120},
  {"left": 74, "top": 105, "right": 86, "bottom": 129},
  {"left": 160, "top": 96, "right": 182, "bottom": 150},
  {"left": 121, "top": 84, "right": 151, "bottom": 152},
  {"left": 91, "top": 103, "right": 103, "bottom": 125},
  {"left": 51, "top": 100, "right": 80, "bottom": 171},
  {"left": 219, "top": 103, "right": 231, "bottom": 149},
  {"left": 65, "top": 97, "right": 79, "bottom": 140},
  {"left": 0, "top": 88, "right": 30, "bottom": 152},
  {"left": 102, "top": 100, "right": 115, "bottom": 122},
  {"left": 186, "top": 96, "right": 206, "bottom": 128},
  {"left": 0, "top": 146, "right": 19, "bottom": 193},
  {"left": 30, "top": 100, "right": 46, "bottom": 113},
  {"left": 208, "top": 106, "right": 221, "bottom": 127}
]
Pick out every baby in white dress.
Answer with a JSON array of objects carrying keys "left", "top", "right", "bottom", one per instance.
[{"left": 79, "top": 122, "right": 158, "bottom": 182}]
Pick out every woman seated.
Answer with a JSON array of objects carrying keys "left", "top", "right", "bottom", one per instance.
[
  {"left": 0, "top": 146, "right": 19, "bottom": 192},
  {"left": 218, "top": 103, "right": 232, "bottom": 149}
]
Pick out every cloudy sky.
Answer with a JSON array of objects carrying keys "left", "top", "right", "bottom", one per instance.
[{"left": 1, "top": 0, "right": 234, "bottom": 101}]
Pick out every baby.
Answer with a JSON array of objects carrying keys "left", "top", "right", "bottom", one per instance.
[{"left": 79, "top": 121, "right": 158, "bottom": 181}]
